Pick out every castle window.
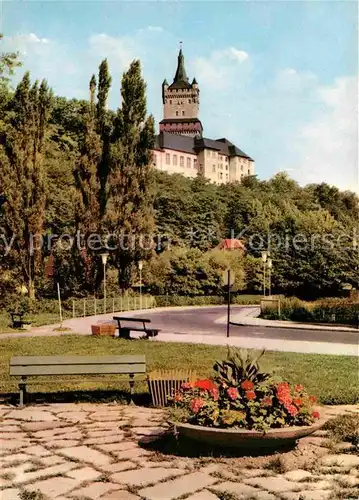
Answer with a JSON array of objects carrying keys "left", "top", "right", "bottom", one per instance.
[
  {"left": 212, "top": 165, "right": 216, "bottom": 172},
  {"left": 176, "top": 111, "right": 179, "bottom": 116},
  {"left": 180, "top": 156, "right": 184, "bottom": 167},
  {"left": 241, "top": 165, "right": 243, "bottom": 171},
  {"left": 225, "top": 164, "right": 228, "bottom": 170},
  {"left": 188, "top": 99, "right": 191, "bottom": 103},
  {"left": 173, "top": 155, "right": 177, "bottom": 166},
  {"left": 187, "top": 157, "right": 191, "bottom": 168},
  {"left": 169, "top": 99, "right": 172, "bottom": 104},
  {"left": 219, "top": 172, "right": 223, "bottom": 179},
  {"left": 194, "top": 159, "right": 197, "bottom": 168},
  {"left": 182, "top": 110, "right": 185, "bottom": 116},
  {"left": 248, "top": 169, "right": 251, "bottom": 175},
  {"left": 226, "top": 174, "right": 229, "bottom": 180},
  {"left": 166, "top": 153, "right": 170, "bottom": 165}
]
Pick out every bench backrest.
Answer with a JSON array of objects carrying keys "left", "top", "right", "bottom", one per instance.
[
  {"left": 10, "top": 355, "right": 146, "bottom": 377},
  {"left": 113, "top": 317, "right": 151, "bottom": 323}
]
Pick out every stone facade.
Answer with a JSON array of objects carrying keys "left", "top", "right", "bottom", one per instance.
[{"left": 154, "top": 47, "right": 255, "bottom": 185}]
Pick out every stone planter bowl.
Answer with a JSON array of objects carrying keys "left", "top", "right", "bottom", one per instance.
[{"left": 170, "top": 412, "right": 327, "bottom": 450}]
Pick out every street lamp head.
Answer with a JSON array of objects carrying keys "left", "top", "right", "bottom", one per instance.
[
  {"left": 261, "top": 251, "right": 267, "bottom": 263},
  {"left": 267, "top": 258, "right": 273, "bottom": 269},
  {"left": 138, "top": 260, "right": 143, "bottom": 271},
  {"left": 100, "top": 252, "right": 109, "bottom": 265}
]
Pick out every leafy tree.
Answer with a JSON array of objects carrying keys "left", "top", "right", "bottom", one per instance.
[{"left": 0, "top": 72, "right": 52, "bottom": 299}]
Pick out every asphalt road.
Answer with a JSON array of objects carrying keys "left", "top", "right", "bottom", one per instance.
[{"left": 139, "top": 306, "right": 359, "bottom": 346}]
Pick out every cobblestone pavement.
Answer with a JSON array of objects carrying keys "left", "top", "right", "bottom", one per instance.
[{"left": 0, "top": 403, "right": 358, "bottom": 500}]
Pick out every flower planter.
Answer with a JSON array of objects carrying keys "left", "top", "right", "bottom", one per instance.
[
  {"left": 91, "top": 324, "right": 116, "bottom": 336},
  {"left": 170, "top": 412, "right": 326, "bottom": 449}
]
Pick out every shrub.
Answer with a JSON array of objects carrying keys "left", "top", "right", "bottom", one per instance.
[
  {"left": 324, "top": 414, "right": 359, "bottom": 445},
  {"left": 261, "top": 297, "right": 359, "bottom": 325},
  {"left": 169, "top": 348, "right": 320, "bottom": 432}
]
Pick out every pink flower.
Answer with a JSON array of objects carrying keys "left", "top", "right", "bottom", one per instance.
[
  {"left": 295, "top": 384, "right": 304, "bottom": 392},
  {"left": 190, "top": 398, "right": 205, "bottom": 413},
  {"left": 227, "top": 387, "right": 239, "bottom": 400},
  {"left": 309, "top": 395, "right": 317, "bottom": 404},
  {"left": 261, "top": 396, "right": 273, "bottom": 407},
  {"left": 285, "top": 404, "right": 298, "bottom": 417},
  {"left": 210, "top": 387, "right": 219, "bottom": 401},
  {"left": 181, "top": 382, "right": 192, "bottom": 391}
]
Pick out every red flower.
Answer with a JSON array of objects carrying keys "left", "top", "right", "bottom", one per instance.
[
  {"left": 261, "top": 396, "right": 273, "bottom": 407},
  {"left": 174, "top": 393, "right": 183, "bottom": 402},
  {"left": 241, "top": 380, "right": 254, "bottom": 391},
  {"left": 309, "top": 395, "right": 317, "bottom": 404},
  {"left": 312, "top": 411, "right": 320, "bottom": 419},
  {"left": 181, "top": 382, "right": 192, "bottom": 391},
  {"left": 194, "top": 379, "right": 217, "bottom": 392},
  {"left": 227, "top": 387, "right": 239, "bottom": 400},
  {"left": 286, "top": 404, "right": 298, "bottom": 417},
  {"left": 276, "top": 382, "right": 292, "bottom": 406},
  {"left": 293, "top": 398, "right": 303, "bottom": 407},
  {"left": 295, "top": 384, "right": 304, "bottom": 392},
  {"left": 210, "top": 387, "right": 219, "bottom": 401},
  {"left": 245, "top": 390, "right": 256, "bottom": 400},
  {"left": 190, "top": 398, "right": 205, "bottom": 413}
]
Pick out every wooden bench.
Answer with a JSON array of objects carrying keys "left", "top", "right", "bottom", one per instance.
[
  {"left": 10, "top": 312, "right": 32, "bottom": 330},
  {"left": 10, "top": 355, "right": 146, "bottom": 406},
  {"left": 113, "top": 317, "right": 160, "bottom": 339}
]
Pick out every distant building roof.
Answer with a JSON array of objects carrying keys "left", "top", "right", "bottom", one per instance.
[
  {"left": 216, "top": 239, "right": 246, "bottom": 251},
  {"left": 154, "top": 132, "right": 253, "bottom": 160}
]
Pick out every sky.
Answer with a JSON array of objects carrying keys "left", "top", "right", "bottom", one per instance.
[{"left": 1, "top": 0, "right": 358, "bottom": 191}]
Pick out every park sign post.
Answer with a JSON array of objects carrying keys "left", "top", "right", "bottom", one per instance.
[{"left": 222, "top": 269, "right": 235, "bottom": 338}]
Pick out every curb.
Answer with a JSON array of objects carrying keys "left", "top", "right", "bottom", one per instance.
[{"left": 230, "top": 320, "right": 359, "bottom": 334}]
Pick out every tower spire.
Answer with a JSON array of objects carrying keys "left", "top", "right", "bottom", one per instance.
[{"left": 173, "top": 44, "right": 188, "bottom": 84}]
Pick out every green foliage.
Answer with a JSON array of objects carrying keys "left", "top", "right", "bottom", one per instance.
[
  {"left": 213, "top": 348, "right": 270, "bottom": 387},
  {"left": 262, "top": 297, "right": 359, "bottom": 325},
  {"left": 0, "top": 72, "right": 53, "bottom": 299}
]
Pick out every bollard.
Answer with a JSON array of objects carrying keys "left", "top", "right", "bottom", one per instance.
[
  {"left": 83, "top": 300, "right": 86, "bottom": 317},
  {"left": 94, "top": 298, "right": 97, "bottom": 316},
  {"left": 72, "top": 300, "right": 75, "bottom": 318}
]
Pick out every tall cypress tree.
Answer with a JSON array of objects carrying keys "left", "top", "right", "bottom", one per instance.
[
  {"left": 108, "top": 60, "right": 155, "bottom": 289},
  {"left": 0, "top": 72, "right": 52, "bottom": 299},
  {"left": 72, "top": 60, "right": 112, "bottom": 293}
]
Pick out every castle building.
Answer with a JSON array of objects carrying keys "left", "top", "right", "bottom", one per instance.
[{"left": 153, "top": 47, "right": 255, "bottom": 184}]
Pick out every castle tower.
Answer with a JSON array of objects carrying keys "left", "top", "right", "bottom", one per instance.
[{"left": 159, "top": 46, "right": 203, "bottom": 137}]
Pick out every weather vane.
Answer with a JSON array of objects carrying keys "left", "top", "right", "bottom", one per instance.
[{"left": 179, "top": 41, "right": 183, "bottom": 50}]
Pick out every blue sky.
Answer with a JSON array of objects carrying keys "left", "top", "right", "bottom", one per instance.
[{"left": 1, "top": 1, "right": 358, "bottom": 191}]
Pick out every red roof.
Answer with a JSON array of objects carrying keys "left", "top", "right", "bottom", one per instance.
[{"left": 217, "top": 239, "right": 246, "bottom": 251}]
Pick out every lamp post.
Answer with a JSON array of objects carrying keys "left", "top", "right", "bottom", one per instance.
[
  {"left": 100, "top": 253, "right": 109, "bottom": 314},
  {"left": 267, "top": 258, "right": 273, "bottom": 297},
  {"left": 261, "top": 251, "right": 267, "bottom": 297},
  {"left": 138, "top": 260, "right": 143, "bottom": 310}
]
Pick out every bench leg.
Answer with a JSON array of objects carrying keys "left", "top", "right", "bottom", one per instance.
[
  {"left": 19, "top": 377, "right": 27, "bottom": 407},
  {"left": 129, "top": 373, "right": 135, "bottom": 405}
]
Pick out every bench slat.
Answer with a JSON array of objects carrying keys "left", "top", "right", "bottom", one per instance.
[
  {"left": 10, "top": 355, "right": 145, "bottom": 366},
  {"left": 10, "top": 363, "right": 146, "bottom": 376}
]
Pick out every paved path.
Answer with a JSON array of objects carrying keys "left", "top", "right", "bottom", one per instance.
[
  {"left": 0, "top": 403, "right": 358, "bottom": 500},
  {"left": 2, "top": 306, "right": 358, "bottom": 356}
]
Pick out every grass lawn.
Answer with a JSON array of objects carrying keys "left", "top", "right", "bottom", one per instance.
[
  {"left": 0, "top": 312, "right": 69, "bottom": 333},
  {"left": 0, "top": 335, "right": 358, "bottom": 405}
]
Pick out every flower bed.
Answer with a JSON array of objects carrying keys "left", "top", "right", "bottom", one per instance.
[{"left": 169, "top": 348, "right": 322, "bottom": 434}]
